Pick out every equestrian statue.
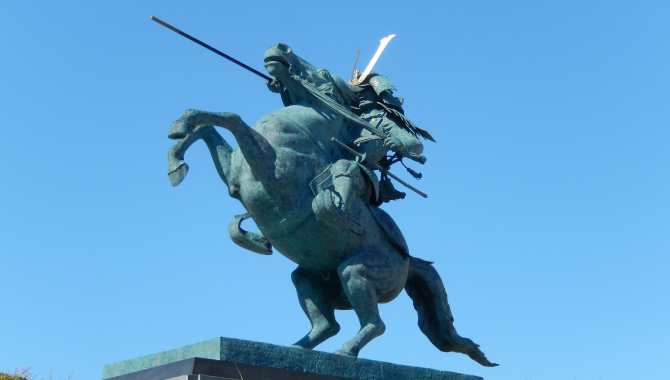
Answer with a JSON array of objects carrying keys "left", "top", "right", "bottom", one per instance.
[{"left": 159, "top": 17, "right": 496, "bottom": 367}]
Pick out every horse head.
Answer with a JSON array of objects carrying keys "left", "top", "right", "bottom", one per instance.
[{"left": 264, "top": 43, "right": 356, "bottom": 109}]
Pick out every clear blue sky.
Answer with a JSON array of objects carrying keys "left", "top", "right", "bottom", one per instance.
[{"left": 1, "top": 2, "right": 668, "bottom": 380}]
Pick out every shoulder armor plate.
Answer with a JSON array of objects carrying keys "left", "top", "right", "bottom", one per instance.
[{"left": 369, "top": 75, "right": 397, "bottom": 95}]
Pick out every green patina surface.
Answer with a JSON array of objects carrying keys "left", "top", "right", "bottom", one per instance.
[
  {"left": 103, "top": 337, "right": 221, "bottom": 377},
  {"left": 102, "top": 337, "right": 482, "bottom": 380},
  {"left": 163, "top": 43, "right": 496, "bottom": 367}
]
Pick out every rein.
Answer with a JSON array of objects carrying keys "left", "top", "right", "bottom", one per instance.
[{"left": 290, "top": 68, "right": 386, "bottom": 141}]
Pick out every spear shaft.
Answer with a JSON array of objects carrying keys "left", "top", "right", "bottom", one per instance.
[{"left": 150, "top": 16, "right": 271, "bottom": 81}]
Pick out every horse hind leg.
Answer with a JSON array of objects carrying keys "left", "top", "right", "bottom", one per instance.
[
  {"left": 334, "top": 251, "right": 407, "bottom": 357},
  {"left": 290, "top": 266, "right": 341, "bottom": 350}
]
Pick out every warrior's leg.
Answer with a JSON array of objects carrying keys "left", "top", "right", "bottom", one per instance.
[
  {"left": 312, "top": 159, "right": 367, "bottom": 234},
  {"left": 331, "top": 159, "right": 364, "bottom": 213},
  {"left": 379, "top": 175, "right": 406, "bottom": 203},
  {"left": 291, "top": 266, "right": 341, "bottom": 350}
]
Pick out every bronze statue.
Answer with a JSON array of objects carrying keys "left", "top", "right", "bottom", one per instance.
[{"left": 160, "top": 18, "right": 496, "bottom": 366}]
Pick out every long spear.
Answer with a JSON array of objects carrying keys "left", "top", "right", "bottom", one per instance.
[
  {"left": 150, "top": 16, "right": 271, "bottom": 81},
  {"left": 153, "top": 16, "right": 427, "bottom": 197}
]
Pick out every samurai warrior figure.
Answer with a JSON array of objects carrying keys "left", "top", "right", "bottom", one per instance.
[
  {"left": 349, "top": 73, "right": 435, "bottom": 201},
  {"left": 311, "top": 72, "right": 435, "bottom": 234},
  {"left": 266, "top": 38, "right": 435, "bottom": 234}
]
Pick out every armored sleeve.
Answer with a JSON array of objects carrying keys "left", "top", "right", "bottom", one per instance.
[
  {"left": 369, "top": 75, "right": 404, "bottom": 111},
  {"left": 368, "top": 75, "right": 397, "bottom": 95}
]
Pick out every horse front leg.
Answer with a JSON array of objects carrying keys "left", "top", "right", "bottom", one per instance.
[
  {"left": 168, "top": 123, "right": 233, "bottom": 187},
  {"left": 170, "top": 109, "right": 277, "bottom": 186}
]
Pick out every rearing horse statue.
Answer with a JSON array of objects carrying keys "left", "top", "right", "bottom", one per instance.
[{"left": 166, "top": 43, "right": 497, "bottom": 367}]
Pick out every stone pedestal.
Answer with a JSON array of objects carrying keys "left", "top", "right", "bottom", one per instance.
[{"left": 102, "top": 337, "right": 482, "bottom": 380}]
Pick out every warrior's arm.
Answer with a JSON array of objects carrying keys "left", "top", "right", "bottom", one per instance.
[
  {"left": 382, "top": 117, "right": 424, "bottom": 155},
  {"left": 373, "top": 82, "right": 424, "bottom": 155},
  {"left": 379, "top": 90, "right": 404, "bottom": 110}
]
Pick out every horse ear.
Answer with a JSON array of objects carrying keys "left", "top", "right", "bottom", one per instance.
[{"left": 331, "top": 74, "right": 358, "bottom": 108}]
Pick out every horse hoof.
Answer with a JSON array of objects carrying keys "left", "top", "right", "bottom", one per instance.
[
  {"left": 333, "top": 349, "right": 355, "bottom": 357},
  {"left": 228, "top": 214, "right": 273, "bottom": 255},
  {"left": 168, "top": 121, "right": 194, "bottom": 139},
  {"left": 168, "top": 162, "right": 189, "bottom": 186}
]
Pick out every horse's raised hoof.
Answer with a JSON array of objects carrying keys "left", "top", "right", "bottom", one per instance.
[
  {"left": 228, "top": 214, "right": 273, "bottom": 255},
  {"left": 168, "top": 162, "right": 189, "bottom": 187},
  {"left": 168, "top": 120, "right": 194, "bottom": 139}
]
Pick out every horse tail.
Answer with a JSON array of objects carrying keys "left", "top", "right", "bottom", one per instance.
[{"left": 404, "top": 257, "right": 498, "bottom": 367}]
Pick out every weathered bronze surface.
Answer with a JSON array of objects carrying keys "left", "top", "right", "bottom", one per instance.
[{"left": 166, "top": 42, "right": 496, "bottom": 367}]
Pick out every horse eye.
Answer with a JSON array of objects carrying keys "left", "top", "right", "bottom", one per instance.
[{"left": 320, "top": 70, "right": 330, "bottom": 78}]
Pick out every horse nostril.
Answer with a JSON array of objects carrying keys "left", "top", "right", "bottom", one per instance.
[{"left": 277, "top": 43, "right": 291, "bottom": 55}]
